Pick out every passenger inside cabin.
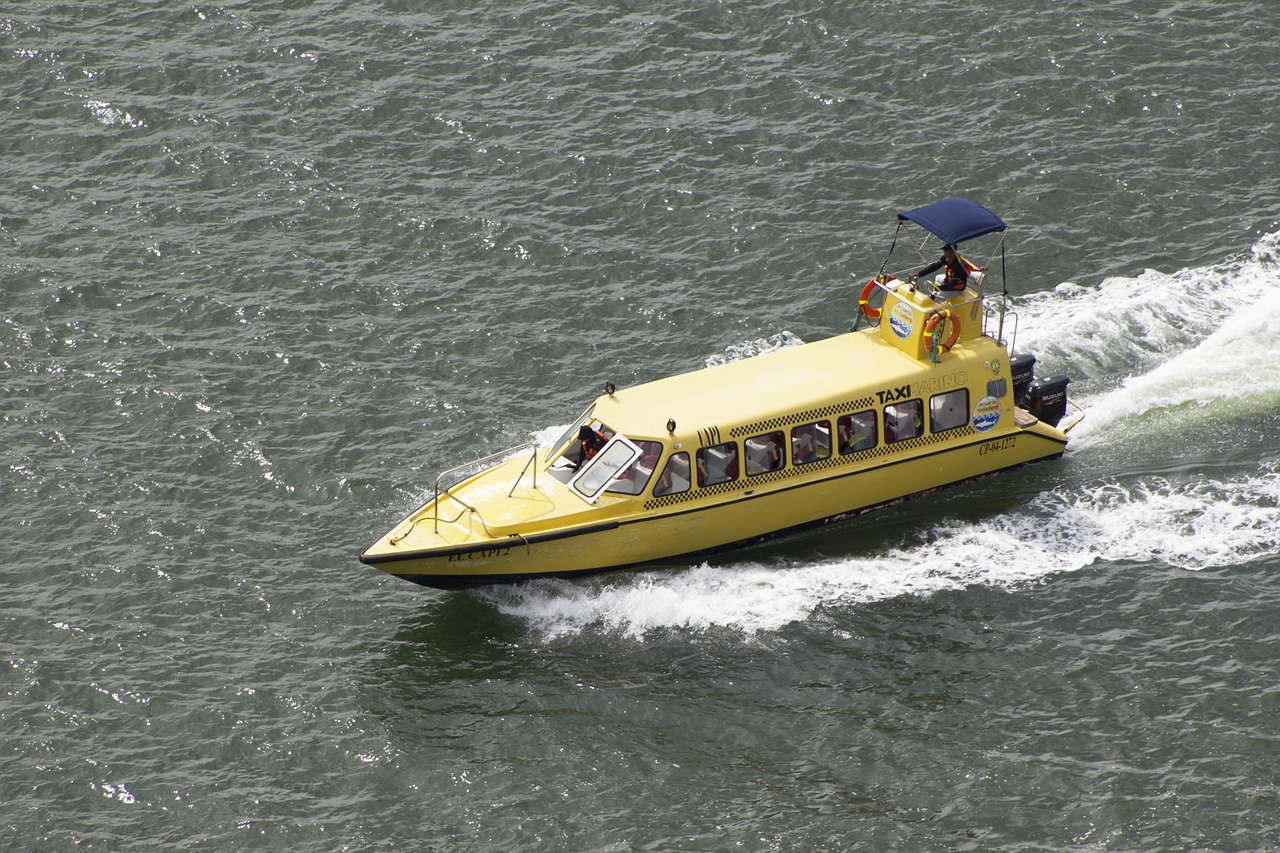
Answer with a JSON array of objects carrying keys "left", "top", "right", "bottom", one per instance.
[{"left": 574, "top": 424, "right": 608, "bottom": 470}]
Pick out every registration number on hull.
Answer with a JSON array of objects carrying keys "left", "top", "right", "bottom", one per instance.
[
  {"left": 978, "top": 436, "right": 1017, "bottom": 455},
  {"left": 447, "top": 546, "right": 512, "bottom": 562}
]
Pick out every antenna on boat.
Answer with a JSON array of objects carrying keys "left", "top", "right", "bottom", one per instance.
[
  {"left": 877, "top": 223, "right": 903, "bottom": 279},
  {"left": 851, "top": 222, "right": 904, "bottom": 332},
  {"left": 995, "top": 234, "right": 1009, "bottom": 346}
]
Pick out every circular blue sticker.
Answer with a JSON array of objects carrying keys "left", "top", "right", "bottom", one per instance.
[{"left": 972, "top": 395, "right": 1001, "bottom": 432}]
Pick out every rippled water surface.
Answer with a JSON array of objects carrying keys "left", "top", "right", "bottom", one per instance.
[{"left": 3, "top": 1, "right": 1280, "bottom": 850}]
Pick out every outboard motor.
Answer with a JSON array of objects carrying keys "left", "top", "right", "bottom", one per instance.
[
  {"left": 1009, "top": 353, "right": 1036, "bottom": 405},
  {"left": 1024, "top": 375, "right": 1070, "bottom": 428}
]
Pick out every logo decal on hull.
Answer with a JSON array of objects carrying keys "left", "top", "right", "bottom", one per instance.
[{"left": 972, "top": 395, "right": 1001, "bottom": 432}]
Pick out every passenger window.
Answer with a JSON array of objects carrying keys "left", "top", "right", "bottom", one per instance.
[
  {"left": 791, "top": 421, "right": 831, "bottom": 465},
  {"left": 607, "top": 440, "right": 665, "bottom": 495},
  {"left": 653, "top": 451, "right": 690, "bottom": 497},
  {"left": 930, "top": 389, "right": 970, "bottom": 434},
  {"left": 696, "top": 442, "right": 739, "bottom": 487},
  {"left": 744, "top": 431, "right": 785, "bottom": 476},
  {"left": 884, "top": 400, "right": 923, "bottom": 443},
  {"left": 837, "top": 411, "right": 877, "bottom": 454}
]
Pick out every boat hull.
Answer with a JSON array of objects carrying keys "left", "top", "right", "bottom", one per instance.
[{"left": 360, "top": 423, "right": 1067, "bottom": 589}]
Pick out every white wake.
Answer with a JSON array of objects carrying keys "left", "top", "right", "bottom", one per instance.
[{"left": 484, "top": 231, "right": 1280, "bottom": 639}]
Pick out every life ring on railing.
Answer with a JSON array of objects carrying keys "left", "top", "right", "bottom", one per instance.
[
  {"left": 859, "top": 275, "right": 895, "bottom": 319},
  {"left": 923, "top": 308, "right": 961, "bottom": 354}
]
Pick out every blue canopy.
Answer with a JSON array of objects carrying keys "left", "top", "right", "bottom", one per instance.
[{"left": 897, "top": 198, "right": 1006, "bottom": 246}]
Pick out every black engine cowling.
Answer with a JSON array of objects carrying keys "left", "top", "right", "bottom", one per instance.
[
  {"left": 1024, "top": 374, "right": 1070, "bottom": 427},
  {"left": 1009, "top": 353, "right": 1036, "bottom": 405}
]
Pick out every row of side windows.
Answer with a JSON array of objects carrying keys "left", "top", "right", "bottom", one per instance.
[{"left": 651, "top": 389, "right": 970, "bottom": 497}]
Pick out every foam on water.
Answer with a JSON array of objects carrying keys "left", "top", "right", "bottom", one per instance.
[
  {"left": 1016, "top": 230, "right": 1280, "bottom": 443},
  {"left": 487, "top": 464, "right": 1280, "bottom": 639},
  {"left": 703, "top": 330, "right": 806, "bottom": 368}
]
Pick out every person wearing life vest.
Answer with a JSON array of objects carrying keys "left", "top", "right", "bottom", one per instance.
[
  {"left": 574, "top": 424, "right": 608, "bottom": 470},
  {"left": 910, "top": 243, "right": 968, "bottom": 296}
]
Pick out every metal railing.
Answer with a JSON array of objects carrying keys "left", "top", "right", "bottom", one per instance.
[{"left": 431, "top": 442, "right": 539, "bottom": 534}]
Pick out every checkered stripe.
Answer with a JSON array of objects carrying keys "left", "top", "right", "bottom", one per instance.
[{"left": 728, "top": 396, "right": 877, "bottom": 438}]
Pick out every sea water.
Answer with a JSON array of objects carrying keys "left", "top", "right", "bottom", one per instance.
[{"left": 3, "top": 1, "right": 1279, "bottom": 850}]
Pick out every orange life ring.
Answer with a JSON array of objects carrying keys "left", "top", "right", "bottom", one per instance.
[
  {"left": 923, "top": 309, "right": 961, "bottom": 354},
  {"left": 859, "top": 275, "right": 895, "bottom": 319}
]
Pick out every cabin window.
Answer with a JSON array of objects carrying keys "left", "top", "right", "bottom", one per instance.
[
  {"left": 653, "top": 451, "right": 691, "bottom": 497},
  {"left": 744, "top": 431, "right": 785, "bottom": 476},
  {"left": 791, "top": 421, "right": 832, "bottom": 465},
  {"left": 883, "top": 399, "right": 923, "bottom": 443},
  {"left": 837, "top": 411, "right": 877, "bottom": 454},
  {"left": 606, "top": 440, "right": 664, "bottom": 495},
  {"left": 930, "top": 389, "right": 970, "bottom": 434},
  {"left": 696, "top": 442, "right": 739, "bottom": 487}
]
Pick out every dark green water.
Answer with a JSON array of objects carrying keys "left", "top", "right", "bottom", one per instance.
[{"left": 3, "top": 1, "right": 1279, "bottom": 850}]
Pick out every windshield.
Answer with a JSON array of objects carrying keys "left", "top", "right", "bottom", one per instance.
[{"left": 545, "top": 405, "right": 595, "bottom": 462}]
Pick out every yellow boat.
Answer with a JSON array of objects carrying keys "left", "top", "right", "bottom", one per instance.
[{"left": 360, "top": 199, "right": 1080, "bottom": 589}]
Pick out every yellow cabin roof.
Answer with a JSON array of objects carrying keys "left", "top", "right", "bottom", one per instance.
[{"left": 591, "top": 327, "right": 950, "bottom": 440}]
